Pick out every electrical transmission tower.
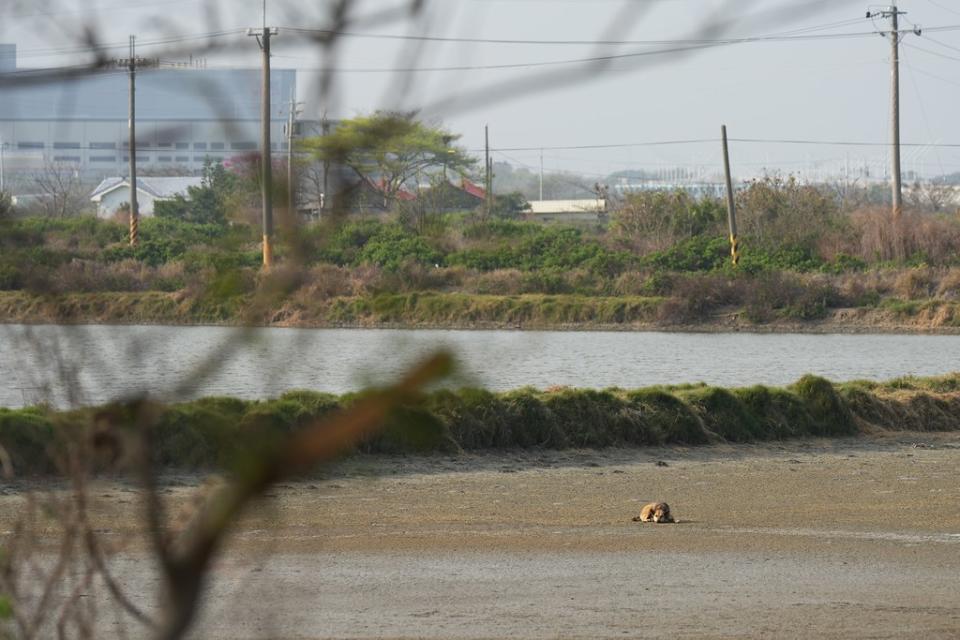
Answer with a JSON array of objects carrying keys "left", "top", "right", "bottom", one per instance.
[{"left": 866, "top": 5, "right": 921, "bottom": 218}]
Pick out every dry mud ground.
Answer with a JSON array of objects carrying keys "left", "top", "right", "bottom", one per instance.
[{"left": 6, "top": 433, "right": 960, "bottom": 639}]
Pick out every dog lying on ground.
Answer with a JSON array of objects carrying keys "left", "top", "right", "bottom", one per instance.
[{"left": 632, "top": 502, "right": 675, "bottom": 523}]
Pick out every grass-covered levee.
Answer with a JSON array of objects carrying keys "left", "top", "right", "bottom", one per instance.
[{"left": 1, "top": 374, "right": 959, "bottom": 475}]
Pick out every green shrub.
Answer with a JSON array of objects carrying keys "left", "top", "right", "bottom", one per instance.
[
  {"left": 644, "top": 236, "right": 729, "bottom": 272},
  {"left": 733, "top": 386, "right": 813, "bottom": 439},
  {"left": 0, "top": 408, "right": 56, "bottom": 475},
  {"left": 790, "top": 375, "right": 855, "bottom": 436},
  {"left": 679, "top": 387, "right": 762, "bottom": 442},
  {"left": 0, "top": 264, "right": 23, "bottom": 290},
  {"left": 625, "top": 388, "right": 705, "bottom": 444}
]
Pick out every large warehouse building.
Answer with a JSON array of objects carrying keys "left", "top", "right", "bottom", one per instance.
[{"left": 0, "top": 44, "right": 297, "bottom": 179}]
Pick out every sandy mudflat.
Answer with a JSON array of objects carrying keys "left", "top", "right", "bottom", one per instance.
[{"left": 5, "top": 433, "right": 960, "bottom": 639}]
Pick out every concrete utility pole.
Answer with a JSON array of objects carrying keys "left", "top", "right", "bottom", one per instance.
[
  {"left": 484, "top": 125, "right": 491, "bottom": 218},
  {"left": 721, "top": 125, "right": 740, "bottom": 266},
  {"left": 539, "top": 148, "right": 544, "bottom": 201},
  {"left": 321, "top": 116, "right": 330, "bottom": 213},
  {"left": 248, "top": 20, "right": 279, "bottom": 268},
  {"left": 285, "top": 92, "right": 303, "bottom": 216},
  {"left": 867, "top": 5, "right": 920, "bottom": 218},
  {"left": 113, "top": 36, "right": 156, "bottom": 247}
]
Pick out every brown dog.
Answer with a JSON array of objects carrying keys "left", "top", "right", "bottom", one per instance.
[{"left": 632, "top": 502, "right": 675, "bottom": 523}]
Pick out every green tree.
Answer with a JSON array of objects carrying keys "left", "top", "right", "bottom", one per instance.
[
  {"left": 303, "top": 111, "right": 475, "bottom": 206},
  {"left": 492, "top": 192, "right": 531, "bottom": 219},
  {"left": 154, "top": 161, "right": 240, "bottom": 225}
]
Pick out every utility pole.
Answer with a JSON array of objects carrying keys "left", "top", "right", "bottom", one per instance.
[
  {"left": 484, "top": 125, "right": 491, "bottom": 218},
  {"left": 248, "top": 10, "right": 278, "bottom": 268},
  {"left": 321, "top": 116, "right": 330, "bottom": 213},
  {"left": 539, "top": 148, "right": 544, "bottom": 202},
  {"left": 867, "top": 5, "right": 920, "bottom": 218},
  {"left": 721, "top": 125, "right": 740, "bottom": 267},
  {"left": 113, "top": 36, "right": 156, "bottom": 247},
  {"left": 285, "top": 91, "right": 303, "bottom": 217}
]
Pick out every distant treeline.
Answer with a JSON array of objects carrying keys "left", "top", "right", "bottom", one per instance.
[{"left": 2, "top": 374, "right": 958, "bottom": 475}]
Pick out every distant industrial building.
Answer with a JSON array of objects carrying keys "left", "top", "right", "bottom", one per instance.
[{"left": 0, "top": 43, "right": 297, "bottom": 180}]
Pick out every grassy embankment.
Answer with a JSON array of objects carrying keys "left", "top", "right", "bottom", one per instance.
[
  {"left": 2, "top": 374, "right": 959, "bottom": 475},
  {"left": 3, "top": 209, "right": 960, "bottom": 330}
]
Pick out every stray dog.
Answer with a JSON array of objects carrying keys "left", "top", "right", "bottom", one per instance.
[{"left": 632, "top": 502, "right": 675, "bottom": 523}]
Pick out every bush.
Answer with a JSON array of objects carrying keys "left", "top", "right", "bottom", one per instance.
[
  {"left": 743, "top": 272, "right": 838, "bottom": 322},
  {"left": 644, "top": 236, "right": 729, "bottom": 272},
  {"left": 0, "top": 408, "right": 57, "bottom": 475},
  {"left": 680, "top": 387, "right": 762, "bottom": 442},
  {"left": 790, "top": 375, "right": 855, "bottom": 436},
  {"left": 356, "top": 225, "right": 443, "bottom": 271}
]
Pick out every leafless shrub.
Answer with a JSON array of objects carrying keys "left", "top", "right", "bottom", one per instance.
[
  {"left": 849, "top": 208, "right": 960, "bottom": 264},
  {"left": 33, "top": 162, "right": 90, "bottom": 220},
  {"left": 893, "top": 268, "right": 938, "bottom": 300},
  {"left": 463, "top": 269, "right": 525, "bottom": 296},
  {"left": 936, "top": 269, "right": 960, "bottom": 301}
]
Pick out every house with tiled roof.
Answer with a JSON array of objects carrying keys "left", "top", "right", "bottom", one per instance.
[{"left": 89, "top": 176, "right": 203, "bottom": 218}]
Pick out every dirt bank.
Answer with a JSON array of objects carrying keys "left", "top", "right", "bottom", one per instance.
[
  {"left": 4, "top": 433, "right": 960, "bottom": 638},
  {"left": 2, "top": 291, "right": 960, "bottom": 334}
]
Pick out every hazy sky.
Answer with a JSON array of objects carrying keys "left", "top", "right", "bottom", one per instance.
[{"left": 3, "top": 0, "right": 960, "bottom": 179}]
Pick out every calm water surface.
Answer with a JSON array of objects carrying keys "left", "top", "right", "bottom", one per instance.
[{"left": 1, "top": 324, "right": 959, "bottom": 408}]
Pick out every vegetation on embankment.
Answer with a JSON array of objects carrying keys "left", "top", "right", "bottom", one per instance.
[
  {"left": 4, "top": 175, "right": 960, "bottom": 330},
  {"left": 2, "top": 287, "right": 959, "bottom": 332},
  {"left": 2, "top": 374, "right": 959, "bottom": 475}
]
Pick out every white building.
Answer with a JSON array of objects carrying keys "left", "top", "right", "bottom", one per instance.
[
  {"left": 0, "top": 43, "right": 296, "bottom": 180},
  {"left": 90, "top": 177, "right": 202, "bottom": 218},
  {"left": 528, "top": 199, "right": 607, "bottom": 222}
]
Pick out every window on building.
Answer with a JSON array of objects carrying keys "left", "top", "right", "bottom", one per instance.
[
  {"left": 175, "top": 156, "right": 190, "bottom": 163},
  {"left": 17, "top": 142, "right": 43, "bottom": 150},
  {"left": 90, "top": 142, "right": 116, "bottom": 150},
  {"left": 193, "top": 142, "right": 207, "bottom": 150},
  {"left": 176, "top": 143, "right": 189, "bottom": 150},
  {"left": 158, "top": 156, "right": 172, "bottom": 162},
  {"left": 52, "top": 156, "right": 81, "bottom": 163},
  {"left": 53, "top": 142, "right": 81, "bottom": 149},
  {"left": 232, "top": 142, "right": 257, "bottom": 151},
  {"left": 90, "top": 156, "right": 117, "bottom": 163},
  {"left": 210, "top": 142, "right": 225, "bottom": 150}
]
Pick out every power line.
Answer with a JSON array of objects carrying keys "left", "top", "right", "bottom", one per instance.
[
  {"left": 926, "top": 0, "right": 960, "bottom": 18},
  {"left": 902, "top": 41, "right": 960, "bottom": 62},
  {"left": 918, "top": 33, "right": 960, "bottom": 54},
  {"left": 9, "top": 29, "right": 246, "bottom": 60},
  {"left": 280, "top": 17, "right": 872, "bottom": 47},
  {"left": 477, "top": 138, "right": 960, "bottom": 153}
]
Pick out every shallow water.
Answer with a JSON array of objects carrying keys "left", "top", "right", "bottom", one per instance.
[{"left": 1, "top": 324, "right": 959, "bottom": 407}]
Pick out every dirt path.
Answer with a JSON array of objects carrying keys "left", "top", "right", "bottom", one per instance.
[{"left": 5, "top": 433, "right": 960, "bottom": 638}]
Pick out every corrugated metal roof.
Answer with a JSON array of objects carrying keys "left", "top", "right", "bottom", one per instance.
[
  {"left": 89, "top": 176, "right": 203, "bottom": 201},
  {"left": 529, "top": 199, "right": 605, "bottom": 214}
]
